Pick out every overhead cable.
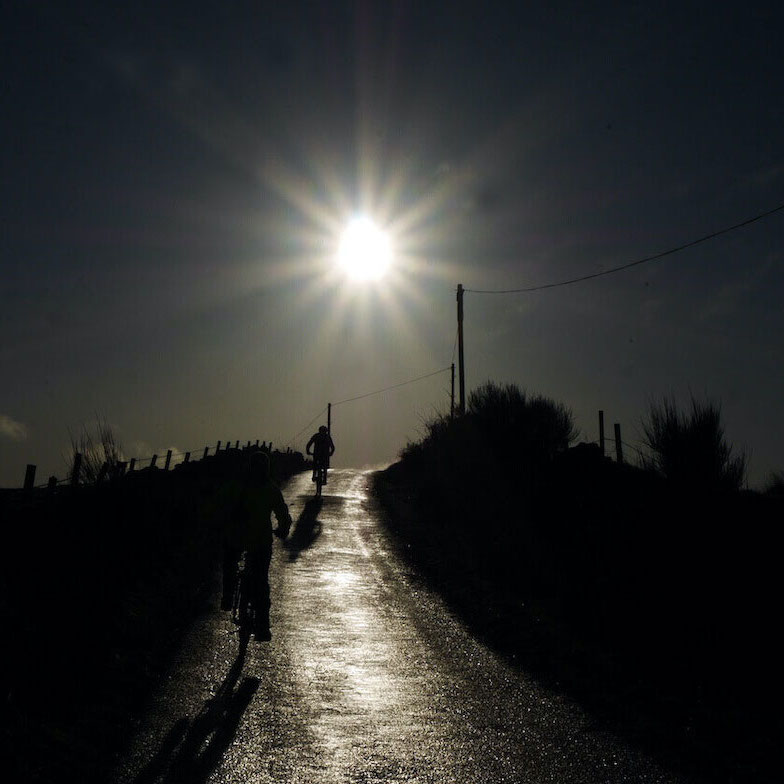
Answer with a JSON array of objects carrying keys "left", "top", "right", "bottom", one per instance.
[
  {"left": 287, "top": 406, "right": 329, "bottom": 446},
  {"left": 333, "top": 367, "right": 452, "bottom": 407},
  {"left": 466, "top": 201, "right": 784, "bottom": 294}
]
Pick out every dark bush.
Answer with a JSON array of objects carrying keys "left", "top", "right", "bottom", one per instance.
[
  {"left": 641, "top": 395, "right": 747, "bottom": 491},
  {"left": 401, "top": 382, "right": 577, "bottom": 475},
  {"left": 467, "top": 381, "right": 578, "bottom": 470},
  {"left": 67, "top": 417, "right": 126, "bottom": 484}
]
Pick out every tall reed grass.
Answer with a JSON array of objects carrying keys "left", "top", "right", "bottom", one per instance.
[{"left": 640, "top": 395, "right": 747, "bottom": 491}]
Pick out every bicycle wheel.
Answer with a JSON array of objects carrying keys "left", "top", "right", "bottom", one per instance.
[{"left": 231, "top": 563, "right": 254, "bottom": 634}]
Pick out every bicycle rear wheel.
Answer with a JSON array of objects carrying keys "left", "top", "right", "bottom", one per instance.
[{"left": 231, "top": 562, "right": 254, "bottom": 635}]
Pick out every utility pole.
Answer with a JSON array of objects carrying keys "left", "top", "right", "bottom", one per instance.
[
  {"left": 327, "top": 402, "right": 332, "bottom": 435},
  {"left": 598, "top": 410, "right": 605, "bottom": 456},
  {"left": 450, "top": 362, "right": 455, "bottom": 420},
  {"left": 614, "top": 423, "right": 624, "bottom": 465},
  {"left": 457, "top": 283, "right": 465, "bottom": 415}
]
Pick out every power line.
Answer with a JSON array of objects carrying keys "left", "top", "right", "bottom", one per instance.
[
  {"left": 466, "top": 201, "right": 784, "bottom": 294},
  {"left": 332, "top": 367, "right": 451, "bottom": 407},
  {"left": 287, "top": 406, "right": 329, "bottom": 446}
]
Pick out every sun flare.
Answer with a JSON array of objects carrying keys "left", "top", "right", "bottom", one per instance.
[{"left": 337, "top": 216, "right": 392, "bottom": 281}]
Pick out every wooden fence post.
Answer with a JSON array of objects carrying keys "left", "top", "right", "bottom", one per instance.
[
  {"left": 24, "top": 464, "right": 36, "bottom": 490},
  {"left": 255, "top": 439, "right": 259, "bottom": 447},
  {"left": 164, "top": 450, "right": 172, "bottom": 471},
  {"left": 614, "top": 423, "right": 624, "bottom": 464},
  {"left": 184, "top": 452, "right": 190, "bottom": 463},
  {"left": 129, "top": 457, "right": 136, "bottom": 472},
  {"left": 117, "top": 461, "right": 127, "bottom": 477},
  {"left": 150, "top": 454, "right": 158, "bottom": 468},
  {"left": 71, "top": 453, "right": 82, "bottom": 486},
  {"left": 203, "top": 446, "right": 209, "bottom": 459},
  {"left": 235, "top": 440, "right": 239, "bottom": 449},
  {"left": 599, "top": 410, "right": 605, "bottom": 456},
  {"left": 216, "top": 441, "right": 221, "bottom": 453}
]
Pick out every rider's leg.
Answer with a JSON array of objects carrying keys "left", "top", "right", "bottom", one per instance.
[{"left": 247, "top": 546, "right": 273, "bottom": 637}]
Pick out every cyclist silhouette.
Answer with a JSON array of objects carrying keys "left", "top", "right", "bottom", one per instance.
[
  {"left": 306, "top": 425, "right": 335, "bottom": 482},
  {"left": 221, "top": 450, "right": 291, "bottom": 641}
]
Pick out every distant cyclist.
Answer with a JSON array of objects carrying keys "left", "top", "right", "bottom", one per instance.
[
  {"left": 221, "top": 450, "right": 291, "bottom": 641},
  {"left": 306, "top": 425, "right": 335, "bottom": 483}
]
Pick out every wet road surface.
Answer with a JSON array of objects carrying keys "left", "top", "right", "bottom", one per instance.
[{"left": 113, "top": 469, "right": 688, "bottom": 783}]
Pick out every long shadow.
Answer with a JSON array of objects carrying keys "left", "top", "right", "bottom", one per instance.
[
  {"left": 132, "top": 635, "right": 258, "bottom": 784},
  {"left": 285, "top": 497, "right": 323, "bottom": 561}
]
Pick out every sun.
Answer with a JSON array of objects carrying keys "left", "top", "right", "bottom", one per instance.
[{"left": 337, "top": 216, "right": 392, "bottom": 281}]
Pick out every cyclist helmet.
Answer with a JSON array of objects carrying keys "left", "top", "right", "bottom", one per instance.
[{"left": 249, "top": 450, "right": 270, "bottom": 480}]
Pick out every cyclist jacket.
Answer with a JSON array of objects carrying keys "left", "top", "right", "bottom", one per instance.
[
  {"left": 227, "top": 478, "right": 291, "bottom": 550},
  {"left": 307, "top": 431, "right": 335, "bottom": 463}
]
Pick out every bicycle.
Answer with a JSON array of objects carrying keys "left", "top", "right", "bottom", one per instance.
[
  {"left": 312, "top": 460, "right": 328, "bottom": 497},
  {"left": 230, "top": 552, "right": 256, "bottom": 640}
]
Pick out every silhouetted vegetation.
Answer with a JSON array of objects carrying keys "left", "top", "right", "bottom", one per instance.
[
  {"left": 67, "top": 417, "right": 126, "bottom": 484},
  {"left": 375, "top": 381, "right": 782, "bottom": 783},
  {"left": 399, "top": 382, "right": 577, "bottom": 526},
  {"left": 641, "top": 395, "right": 747, "bottom": 491},
  {"left": 1, "top": 445, "right": 305, "bottom": 784}
]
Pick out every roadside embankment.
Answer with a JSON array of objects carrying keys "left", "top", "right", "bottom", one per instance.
[{"left": 373, "top": 447, "right": 784, "bottom": 784}]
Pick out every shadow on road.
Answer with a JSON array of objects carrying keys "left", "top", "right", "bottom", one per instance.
[
  {"left": 131, "top": 635, "right": 258, "bottom": 784},
  {"left": 285, "top": 497, "right": 323, "bottom": 561}
]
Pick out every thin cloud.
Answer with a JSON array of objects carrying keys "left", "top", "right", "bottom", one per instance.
[{"left": 0, "top": 415, "right": 28, "bottom": 441}]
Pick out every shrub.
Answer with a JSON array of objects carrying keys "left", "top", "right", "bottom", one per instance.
[
  {"left": 397, "top": 381, "right": 578, "bottom": 514},
  {"left": 68, "top": 417, "right": 125, "bottom": 484},
  {"left": 641, "top": 395, "right": 746, "bottom": 491},
  {"left": 467, "top": 381, "right": 578, "bottom": 467}
]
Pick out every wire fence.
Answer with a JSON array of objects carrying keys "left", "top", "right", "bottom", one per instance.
[
  {"left": 14, "top": 437, "right": 284, "bottom": 492},
  {"left": 584, "top": 435, "right": 651, "bottom": 465},
  {"left": 12, "top": 362, "right": 454, "bottom": 491}
]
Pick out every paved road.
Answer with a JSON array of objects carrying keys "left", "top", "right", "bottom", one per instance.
[{"left": 113, "top": 469, "right": 688, "bottom": 784}]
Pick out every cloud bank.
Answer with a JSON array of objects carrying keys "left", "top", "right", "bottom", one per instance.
[{"left": 0, "top": 415, "right": 28, "bottom": 441}]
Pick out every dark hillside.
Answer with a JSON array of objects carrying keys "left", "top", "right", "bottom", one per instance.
[
  {"left": 373, "top": 385, "right": 784, "bottom": 783},
  {"left": 1, "top": 446, "right": 305, "bottom": 783}
]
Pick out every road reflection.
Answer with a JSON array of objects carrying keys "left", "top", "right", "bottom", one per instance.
[{"left": 286, "top": 472, "right": 406, "bottom": 771}]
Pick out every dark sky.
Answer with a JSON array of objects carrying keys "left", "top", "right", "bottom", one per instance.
[{"left": 2, "top": 0, "right": 783, "bottom": 487}]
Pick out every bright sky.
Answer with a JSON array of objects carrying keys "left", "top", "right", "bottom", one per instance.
[{"left": 2, "top": 1, "right": 783, "bottom": 487}]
